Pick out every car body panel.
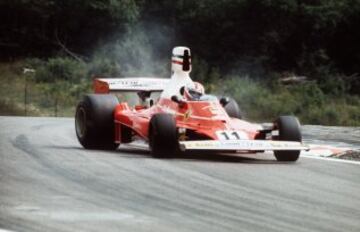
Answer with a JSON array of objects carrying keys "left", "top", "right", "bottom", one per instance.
[{"left": 114, "top": 97, "right": 262, "bottom": 144}]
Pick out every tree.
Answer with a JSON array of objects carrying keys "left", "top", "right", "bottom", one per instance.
[{"left": 0, "top": 0, "right": 140, "bottom": 58}]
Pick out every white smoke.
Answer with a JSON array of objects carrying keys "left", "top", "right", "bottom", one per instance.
[{"left": 89, "top": 22, "right": 176, "bottom": 78}]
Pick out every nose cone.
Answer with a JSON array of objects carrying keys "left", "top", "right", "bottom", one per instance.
[{"left": 172, "top": 46, "right": 192, "bottom": 73}]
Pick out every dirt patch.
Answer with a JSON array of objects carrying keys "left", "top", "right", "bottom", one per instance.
[{"left": 335, "top": 150, "right": 360, "bottom": 161}]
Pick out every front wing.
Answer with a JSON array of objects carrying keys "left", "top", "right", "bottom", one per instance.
[{"left": 179, "top": 140, "right": 309, "bottom": 151}]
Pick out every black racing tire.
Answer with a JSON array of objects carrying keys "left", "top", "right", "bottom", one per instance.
[
  {"left": 75, "top": 94, "right": 119, "bottom": 150},
  {"left": 273, "top": 116, "right": 301, "bottom": 162},
  {"left": 149, "top": 114, "right": 178, "bottom": 158},
  {"left": 223, "top": 98, "right": 243, "bottom": 119}
]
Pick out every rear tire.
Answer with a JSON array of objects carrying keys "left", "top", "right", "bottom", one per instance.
[
  {"left": 149, "top": 114, "right": 178, "bottom": 158},
  {"left": 75, "top": 94, "right": 119, "bottom": 150},
  {"left": 273, "top": 116, "right": 301, "bottom": 162}
]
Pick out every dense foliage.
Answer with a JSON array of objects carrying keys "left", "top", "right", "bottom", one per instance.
[{"left": 1, "top": 1, "right": 359, "bottom": 75}]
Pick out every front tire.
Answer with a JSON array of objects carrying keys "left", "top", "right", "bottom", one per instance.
[
  {"left": 75, "top": 94, "right": 119, "bottom": 150},
  {"left": 149, "top": 114, "right": 178, "bottom": 158},
  {"left": 273, "top": 116, "right": 301, "bottom": 162}
]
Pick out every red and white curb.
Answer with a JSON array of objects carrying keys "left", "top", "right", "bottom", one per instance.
[
  {"left": 301, "top": 144, "right": 360, "bottom": 165},
  {"left": 302, "top": 144, "right": 350, "bottom": 157}
]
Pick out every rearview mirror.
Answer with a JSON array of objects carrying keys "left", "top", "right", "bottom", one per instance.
[
  {"left": 171, "top": 95, "right": 186, "bottom": 107},
  {"left": 219, "top": 97, "right": 230, "bottom": 106},
  {"left": 171, "top": 95, "right": 181, "bottom": 103}
]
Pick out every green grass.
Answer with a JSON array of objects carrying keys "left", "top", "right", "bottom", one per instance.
[
  {"left": 0, "top": 61, "right": 89, "bottom": 117},
  {"left": 214, "top": 77, "right": 360, "bottom": 126}
]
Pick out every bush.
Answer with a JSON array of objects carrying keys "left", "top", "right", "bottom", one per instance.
[
  {"left": 34, "top": 57, "right": 87, "bottom": 83},
  {"left": 213, "top": 75, "right": 360, "bottom": 126},
  {"left": 317, "top": 75, "right": 349, "bottom": 96}
]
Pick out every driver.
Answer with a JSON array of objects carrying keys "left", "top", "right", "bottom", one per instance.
[{"left": 183, "top": 82, "right": 205, "bottom": 101}]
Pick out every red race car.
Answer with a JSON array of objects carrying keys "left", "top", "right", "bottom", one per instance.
[{"left": 75, "top": 47, "right": 308, "bottom": 161}]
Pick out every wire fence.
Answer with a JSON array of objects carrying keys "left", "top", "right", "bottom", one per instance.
[{"left": 0, "top": 74, "right": 83, "bottom": 117}]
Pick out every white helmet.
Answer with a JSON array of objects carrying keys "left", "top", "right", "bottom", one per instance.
[{"left": 183, "top": 82, "right": 204, "bottom": 100}]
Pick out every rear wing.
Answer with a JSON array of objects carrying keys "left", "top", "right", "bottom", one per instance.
[{"left": 93, "top": 77, "right": 170, "bottom": 93}]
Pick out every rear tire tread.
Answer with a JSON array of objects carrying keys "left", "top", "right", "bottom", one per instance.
[{"left": 75, "top": 94, "right": 119, "bottom": 150}]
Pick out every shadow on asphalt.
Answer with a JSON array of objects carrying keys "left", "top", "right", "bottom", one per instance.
[
  {"left": 116, "top": 148, "right": 282, "bottom": 164},
  {"left": 45, "top": 145, "right": 287, "bottom": 164}
]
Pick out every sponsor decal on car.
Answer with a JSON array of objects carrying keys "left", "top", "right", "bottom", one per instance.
[{"left": 180, "top": 140, "right": 309, "bottom": 151}]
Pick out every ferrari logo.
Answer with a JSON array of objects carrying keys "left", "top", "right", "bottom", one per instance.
[{"left": 183, "top": 109, "right": 192, "bottom": 120}]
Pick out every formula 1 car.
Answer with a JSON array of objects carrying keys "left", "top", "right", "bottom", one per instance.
[{"left": 75, "top": 47, "right": 308, "bottom": 161}]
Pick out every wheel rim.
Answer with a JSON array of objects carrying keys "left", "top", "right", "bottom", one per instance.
[{"left": 75, "top": 107, "right": 86, "bottom": 138}]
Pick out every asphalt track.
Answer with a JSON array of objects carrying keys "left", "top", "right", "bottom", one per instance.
[{"left": 0, "top": 116, "right": 359, "bottom": 232}]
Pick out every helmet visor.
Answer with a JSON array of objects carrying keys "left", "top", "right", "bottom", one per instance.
[{"left": 188, "top": 89, "right": 202, "bottom": 99}]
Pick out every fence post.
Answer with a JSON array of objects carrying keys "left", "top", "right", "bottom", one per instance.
[
  {"left": 55, "top": 97, "right": 58, "bottom": 117},
  {"left": 23, "top": 68, "right": 35, "bottom": 116},
  {"left": 24, "top": 74, "right": 27, "bottom": 116}
]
